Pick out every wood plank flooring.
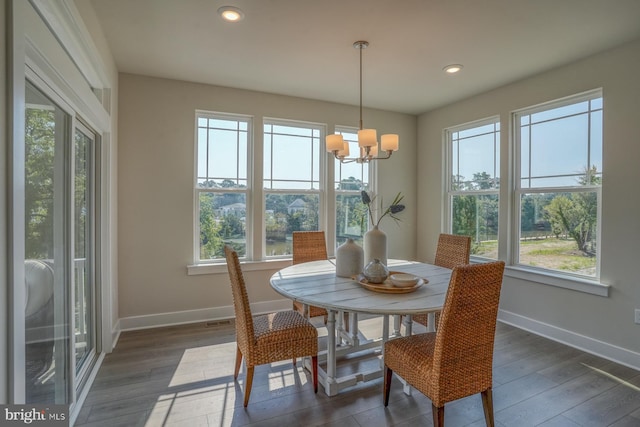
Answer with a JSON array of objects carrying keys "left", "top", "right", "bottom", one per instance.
[{"left": 75, "top": 318, "right": 640, "bottom": 426}]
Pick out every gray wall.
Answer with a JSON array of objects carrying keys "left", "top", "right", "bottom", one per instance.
[
  {"left": 117, "top": 73, "right": 417, "bottom": 320},
  {"left": 417, "top": 38, "right": 640, "bottom": 358}
]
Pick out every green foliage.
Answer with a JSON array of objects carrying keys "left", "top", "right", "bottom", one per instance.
[
  {"left": 543, "top": 166, "right": 600, "bottom": 255},
  {"left": 545, "top": 194, "right": 596, "bottom": 255},
  {"left": 25, "top": 108, "right": 56, "bottom": 259},
  {"left": 338, "top": 176, "right": 363, "bottom": 191},
  {"left": 199, "top": 194, "right": 224, "bottom": 259},
  {"left": 336, "top": 193, "right": 368, "bottom": 239}
]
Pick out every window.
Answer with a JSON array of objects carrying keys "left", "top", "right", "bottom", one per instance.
[
  {"left": 514, "top": 91, "right": 602, "bottom": 278},
  {"left": 263, "top": 119, "right": 324, "bottom": 257},
  {"left": 334, "top": 127, "right": 372, "bottom": 247},
  {"left": 195, "top": 112, "right": 251, "bottom": 261},
  {"left": 194, "top": 114, "right": 375, "bottom": 265},
  {"left": 446, "top": 118, "right": 500, "bottom": 259}
]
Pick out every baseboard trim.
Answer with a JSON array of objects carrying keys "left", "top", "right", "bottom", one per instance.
[
  {"left": 498, "top": 309, "right": 640, "bottom": 371},
  {"left": 119, "top": 299, "right": 292, "bottom": 331},
  {"left": 111, "top": 319, "right": 121, "bottom": 350},
  {"left": 117, "top": 304, "right": 640, "bottom": 371}
]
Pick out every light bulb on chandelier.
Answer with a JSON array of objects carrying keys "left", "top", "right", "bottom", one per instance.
[{"left": 326, "top": 41, "right": 399, "bottom": 164}]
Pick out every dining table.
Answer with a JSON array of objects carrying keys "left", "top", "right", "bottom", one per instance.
[{"left": 269, "top": 258, "right": 453, "bottom": 396}]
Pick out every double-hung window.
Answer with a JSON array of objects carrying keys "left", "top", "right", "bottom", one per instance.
[
  {"left": 514, "top": 91, "right": 602, "bottom": 278},
  {"left": 334, "top": 127, "right": 372, "bottom": 246},
  {"left": 263, "top": 119, "right": 324, "bottom": 257},
  {"left": 195, "top": 112, "right": 251, "bottom": 261},
  {"left": 194, "top": 114, "right": 375, "bottom": 264},
  {"left": 445, "top": 118, "right": 500, "bottom": 259}
]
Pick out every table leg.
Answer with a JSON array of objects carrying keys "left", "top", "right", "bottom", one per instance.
[
  {"left": 303, "top": 303, "right": 309, "bottom": 319},
  {"left": 325, "top": 310, "right": 338, "bottom": 396},
  {"left": 349, "top": 312, "right": 359, "bottom": 347},
  {"left": 403, "top": 314, "right": 413, "bottom": 337},
  {"left": 402, "top": 314, "right": 413, "bottom": 395},
  {"left": 393, "top": 315, "right": 401, "bottom": 336},
  {"left": 335, "top": 310, "right": 344, "bottom": 346},
  {"left": 426, "top": 313, "right": 436, "bottom": 333},
  {"left": 381, "top": 315, "right": 390, "bottom": 368}
]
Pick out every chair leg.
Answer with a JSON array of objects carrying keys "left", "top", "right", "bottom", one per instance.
[
  {"left": 481, "top": 388, "right": 495, "bottom": 427},
  {"left": 293, "top": 357, "right": 296, "bottom": 366},
  {"left": 234, "top": 345, "right": 243, "bottom": 379},
  {"left": 312, "top": 355, "right": 318, "bottom": 393},
  {"left": 432, "top": 404, "right": 444, "bottom": 427},
  {"left": 243, "top": 366, "right": 254, "bottom": 407},
  {"left": 383, "top": 365, "right": 393, "bottom": 407}
]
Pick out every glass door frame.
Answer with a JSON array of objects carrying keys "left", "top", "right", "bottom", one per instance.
[
  {"left": 72, "top": 120, "right": 100, "bottom": 393},
  {"left": 8, "top": 0, "right": 112, "bottom": 417},
  {"left": 18, "top": 67, "right": 102, "bottom": 407}
]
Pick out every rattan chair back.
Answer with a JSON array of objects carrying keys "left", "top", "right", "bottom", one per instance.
[
  {"left": 292, "top": 231, "right": 328, "bottom": 264},
  {"left": 434, "top": 233, "right": 471, "bottom": 269},
  {"left": 224, "top": 246, "right": 256, "bottom": 357},
  {"left": 414, "top": 233, "right": 472, "bottom": 328},
  {"left": 224, "top": 245, "right": 319, "bottom": 406},
  {"left": 291, "top": 231, "right": 329, "bottom": 319},
  {"left": 431, "top": 261, "right": 505, "bottom": 405},
  {"left": 383, "top": 261, "right": 505, "bottom": 425}
]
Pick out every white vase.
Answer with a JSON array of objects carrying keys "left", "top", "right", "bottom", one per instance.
[
  {"left": 335, "top": 238, "right": 364, "bottom": 278},
  {"left": 364, "top": 226, "right": 387, "bottom": 267}
]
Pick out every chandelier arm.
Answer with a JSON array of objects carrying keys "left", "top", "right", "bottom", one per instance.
[
  {"left": 367, "top": 151, "right": 394, "bottom": 160},
  {"left": 328, "top": 40, "right": 398, "bottom": 164},
  {"left": 331, "top": 152, "right": 360, "bottom": 164}
]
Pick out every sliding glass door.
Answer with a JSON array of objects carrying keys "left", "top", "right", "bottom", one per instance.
[
  {"left": 73, "top": 123, "right": 98, "bottom": 388},
  {"left": 24, "top": 80, "right": 99, "bottom": 404}
]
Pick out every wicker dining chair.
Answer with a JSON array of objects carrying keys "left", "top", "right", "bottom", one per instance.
[
  {"left": 413, "top": 233, "right": 471, "bottom": 329},
  {"left": 291, "top": 231, "right": 329, "bottom": 322},
  {"left": 224, "top": 246, "right": 318, "bottom": 407},
  {"left": 383, "top": 261, "right": 506, "bottom": 427}
]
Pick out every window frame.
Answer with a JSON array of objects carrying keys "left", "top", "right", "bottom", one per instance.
[
  {"left": 261, "top": 118, "right": 326, "bottom": 259},
  {"left": 512, "top": 89, "right": 603, "bottom": 281},
  {"left": 193, "top": 111, "right": 253, "bottom": 263},
  {"left": 333, "top": 126, "right": 375, "bottom": 248},
  {"left": 444, "top": 116, "right": 500, "bottom": 261}
]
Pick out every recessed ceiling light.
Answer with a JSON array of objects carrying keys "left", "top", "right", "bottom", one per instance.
[
  {"left": 443, "top": 64, "right": 463, "bottom": 74},
  {"left": 218, "top": 6, "right": 244, "bottom": 22}
]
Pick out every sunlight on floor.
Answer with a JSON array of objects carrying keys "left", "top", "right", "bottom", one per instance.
[{"left": 584, "top": 363, "right": 640, "bottom": 391}]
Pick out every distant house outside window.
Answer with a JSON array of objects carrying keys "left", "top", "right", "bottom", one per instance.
[
  {"left": 334, "top": 127, "right": 372, "bottom": 247},
  {"left": 263, "top": 119, "right": 323, "bottom": 257},
  {"left": 195, "top": 112, "right": 250, "bottom": 261}
]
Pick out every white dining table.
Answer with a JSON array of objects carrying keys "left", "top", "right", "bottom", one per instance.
[{"left": 269, "top": 258, "right": 452, "bottom": 396}]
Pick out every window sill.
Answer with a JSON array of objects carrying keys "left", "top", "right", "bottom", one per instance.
[
  {"left": 504, "top": 266, "right": 609, "bottom": 297},
  {"left": 187, "top": 258, "right": 293, "bottom": 276}
]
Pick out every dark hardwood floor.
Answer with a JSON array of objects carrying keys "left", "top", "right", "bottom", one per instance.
[{"left": 75, "top": 318, "right": 640, "bottom": 426}]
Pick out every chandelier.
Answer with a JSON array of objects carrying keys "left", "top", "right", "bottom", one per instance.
[{"left": 326, "top": 41, "right": 399, "bottom": 164}]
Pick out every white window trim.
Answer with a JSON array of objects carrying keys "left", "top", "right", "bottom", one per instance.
[
  {"left": 508, "top": 89, "right": 606, "bottom": 293},
  {"left": 331, "top": 125, "right": 376, "bottom": 253},
  {"left": 262, "top": 117, "right": 327, "bottom": 259},
  {"left": 190, "top": 117, "right": 379, "bottom": 270},
  {"left": 444, "top": 116, "right": 500, "bottom": 261},
  {"left": 441, "top": 93, "right": 609, "bottom": 296},
  {"left": 504, "top": 266, "right": 609, "bottom": 297},
  {"left": 187, "top": 258, "right": 292, "bottom": 276},
  {"left": 193, "top": 111, "right": 253, "bottom": 264}
]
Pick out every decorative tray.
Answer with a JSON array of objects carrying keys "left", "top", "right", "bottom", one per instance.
[{"left": 353, "top": 271, "right": 427, "bottom": 294}]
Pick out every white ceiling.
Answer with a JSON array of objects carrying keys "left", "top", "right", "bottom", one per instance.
[{"left": 86, "top": 0, "right": 640, "bottom": 115}]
